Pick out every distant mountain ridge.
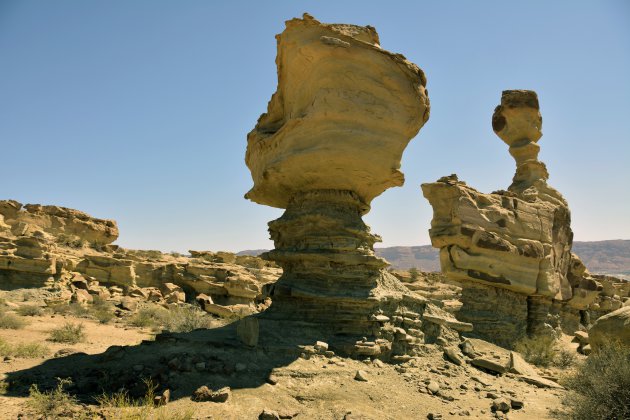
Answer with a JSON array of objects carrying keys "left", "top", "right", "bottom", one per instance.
[{"left": 238, "top": 240, "right": 630, "bottom": 278}]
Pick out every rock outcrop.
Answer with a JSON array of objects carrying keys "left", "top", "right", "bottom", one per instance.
[
  {"left": 422, "top": 91, "right": 601, "bottom": 347},
  {"left": 246, "top": 14, "right": 456, "bottom": 358},
  {"left": 589, "top": 306, "right": 630, "bottom": 349},
  {"left": 0, "top": 199, "right": 280, "bottom": 317}
]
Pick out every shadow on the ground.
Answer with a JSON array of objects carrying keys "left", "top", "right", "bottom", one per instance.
[{"left": 3, "top": 314, "right": 337, "bottom": 404}]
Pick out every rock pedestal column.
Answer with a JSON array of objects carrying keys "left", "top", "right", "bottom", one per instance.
[{"left": 244, "top": 14, "right": 439, "bottom": 357}]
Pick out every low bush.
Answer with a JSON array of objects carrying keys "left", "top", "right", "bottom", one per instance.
[
  {"left": 514, "top": 334, "right": 577, "bottom": 368},
  {"left": 128, "top": 306, "right": 169, "bottom": 330},
  {"left": 0, "top": 337, "right": 50, "bottom": 358},
  {"left": 562, "top": 343, "right": 630, "bottom": 420},
  {"left": 27, "top": 378, "right": 77, "bottom": 418},
  {"left": 162, "top": 305, "right": 213, "bottom": 333},
  {"left": 514, "top": 334, "right": 557, "bottom": 367},
  {"left": 17, "top": 304, "right": 45, "bottom": 317},
  {"left": 48, "top": 323, "right": 85, "bottom": 344},
  {"left": 0, "top": 311, "right": 28, "bottom": 329}
]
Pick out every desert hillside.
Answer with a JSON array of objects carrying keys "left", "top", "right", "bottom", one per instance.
[{"left": 241, "top": 240, "right": 630, "bottom": 278}]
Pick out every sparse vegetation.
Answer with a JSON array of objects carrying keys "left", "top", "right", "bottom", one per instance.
[
  {"left": 90, "top": 297, "right": 115, "bottom": 324},
  {"left": 49, "top": 302, "right": 90, "bottom": 317},
  {"left": 409, "top": 267, "right": 419, "bottom": 281},
  {"left": 514, "top": 334, "right": 577, "bottom": 368},
  {"left": 127, "top": 304, "right": 212, "bottom": 333},
  {"left": 27, "top": 378, "right": 78, "bottom": 418},
  {"left": 128, "top": 306, "right": 169, "bottom": 329},
  {"left": 162, "top": 305, "right": 213, "bottom": 333},
  {"left": 17, "top": 304, "right": 45, "bottom": 316},
  {"left": 562, "top": 343, "right": 630, "bottom": 420},
  {"left": 0, "top": 309, "right": 28, "bottom": 329},
  {"left": 96, "top": 378, "right": 194, "bottom": 420},
  {"left": 48, "top": 322, "right": 85, "bottom": 344},
  {"left": 0, "top": 337, "right": 49, "bottom": 358}
]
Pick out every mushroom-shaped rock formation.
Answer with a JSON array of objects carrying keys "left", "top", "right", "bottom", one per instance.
[
  {"left": 422, "top": 91, "right": 600, "bottom": 348},
  {"left": 245, "top": 14, "right": 437, "bottom": 358},
  {"left": 246, "top": 13, "right": 429, "bottom": 209}
]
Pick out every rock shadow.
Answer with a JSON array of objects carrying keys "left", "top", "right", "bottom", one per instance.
[{"left": 3, "top": 314, "right": 334, "bottom": 404}]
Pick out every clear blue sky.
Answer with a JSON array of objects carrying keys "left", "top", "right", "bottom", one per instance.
[{"left": 1, "top": 1, "right": 629, "bottom": 252}]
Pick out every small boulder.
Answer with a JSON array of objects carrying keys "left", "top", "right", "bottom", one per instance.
[
  {"left": 443, "top": 346, "right": 464, "bottom": 366},
  {"left": 259, "top": 409, "right": 281, "bottom": 420},
  {"left": 492, "top": 397, "right": 511, "bottom": 413},
  {"left": 427, "top": 381, "right": 440, "bottom": 395},
  {"left": 354, "top": 370, "right": 369, "bottom": 382},
  {"left": 118, "top": 297, "right": 137, "bottom": 312},
  {"left": 314, "top": 341, "right": 329, "bottom": 353},
  {"left": 71, "top": 289, "right": 93, "bottom": 306}
]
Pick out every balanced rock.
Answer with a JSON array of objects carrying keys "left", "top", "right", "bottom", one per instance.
[
  {"left": 422, "top": 91, "right": 601, "bottom": 347},
  {"left": 244, "top": 13, "right": 435, "bottom": 356}
]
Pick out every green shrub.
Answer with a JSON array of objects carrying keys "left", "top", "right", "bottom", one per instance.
[
  {"left": 0, "top": 337, "right": 50, "bottom": 358},
  {"left": 515, "top": 334, "right": 557, "bottom": 367},
  {"left": 0, "top": 311, "right": 28, "bottom": 329},
  {"left": 48, "top": 323, "right": 85, "bottom": 344},
  {"left": 17, "top": 305, "right": 44, "bottom": 317},
  {"left": 89, "top": 298, "right": 115, "bottom": 324},
  {"left": 27, "top": 378, "right": 77, "bottom": 418},
  {"left": 162, "top": 305, "right": 212, "bottom": 333},
  {"left": 562, "top": 343, "right": 630, "bottom": 420},
  {"left": 555, "top": 348, "right": 577, "bottom": 369},
  {"left": 128, "top": 306, "right": 169, "bottom": 329}
]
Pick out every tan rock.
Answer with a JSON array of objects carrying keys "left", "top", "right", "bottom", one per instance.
[
  {"left": 589, "top": 306, "right": 630, "bottom": 349},
  {"left": 422, "top": 91, "right": 598, "bottom": 346},
  {"left": 245, "top": 13, "right": 429, "bottom": 209}
]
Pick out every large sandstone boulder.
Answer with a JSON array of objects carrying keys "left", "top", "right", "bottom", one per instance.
[
  {"left": 245, "top": 13, "right": 429, "bottom": 209},
  {"left": 589, "top": 306, "right": 630, "bottom": 349}
]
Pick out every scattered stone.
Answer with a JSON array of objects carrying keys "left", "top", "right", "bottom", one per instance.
[
  {"left": 509, "top": 351, "right": 538, "bottom": 376},
  {"left": 259, "top": 409, "right": 281, "bottom": 420},
  {"left": 444, "top": 346, "right": 464, "bottom": 366},
  {"left": 153, "top": 389, "right": 170, "bottom": 406},
  {"left": 518, "top": 375, "right": 564, "bottom": 389},
  {"left": 53, "top": 348, "right": 78, "bottom": 358},
  {"left": 354, "top": 370, "right": 369, "bottom": 382},
  {"left": 118, "top": 297, "right": 137, "bottom": 312},
  {"left": 192, "top": 385, "right": 231, "bottom": 403},
  {"left": 492, "top": 397, "right": 511, "bottom": 413},
  {"left": 314, "top": 341, "right": 329, "bottom": 352},
  {"left": 427, "top": 381, "right": 440, "bottom": 394},
  {"left": 427, "top": 413, "right": 443, "bottom": 420},
  {"left": 71, "top": 289, "right": 93, "bottom": 306},
  {"left": 510, "top": 398, "right": 524, "bottom": 409}
]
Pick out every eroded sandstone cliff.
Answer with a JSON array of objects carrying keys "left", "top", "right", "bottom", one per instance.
[{"left": 422, "top": 91, "right": 602, "bottom": 347}]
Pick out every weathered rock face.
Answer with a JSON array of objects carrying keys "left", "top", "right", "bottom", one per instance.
[
  {"left": 245, "top": 14, "right": 450, "bottom": 358},
  {"left": 0, "top": 199, "right": 280, "bottom": 317},
  {"left": 422, "top": 91, "right": 601, "bottom": 347},
  {"left": 245, "top": 13, "right": 429, "bottom": 209},
  {"left": 0, "top": 200, "right": 118, "bottom": 246}
]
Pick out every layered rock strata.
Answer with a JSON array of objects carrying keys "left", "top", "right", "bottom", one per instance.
[
  {"left": 245, "top": 14, "right": 461, "bottom": 358},
  {"left": 0, "top": 199, "right": 280, "bottom": 317},
  {"left": 422, "top": 91, "right": 601, "bottom": 347}
]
